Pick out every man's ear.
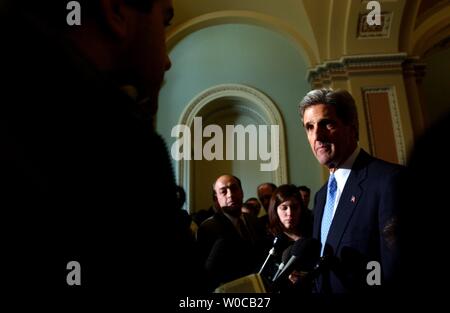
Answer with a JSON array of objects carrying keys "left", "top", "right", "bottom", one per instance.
[{"left": 98, "top": 0, "right": 129, "bottom": 39}]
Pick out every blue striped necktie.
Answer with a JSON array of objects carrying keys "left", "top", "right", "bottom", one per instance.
[{"left": 320, "top": 173, "right": 337, "bottom": 256}]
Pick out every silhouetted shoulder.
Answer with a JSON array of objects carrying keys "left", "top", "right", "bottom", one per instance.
[{"left": 356, "top": 150, "right": 405, "bottom": 179}]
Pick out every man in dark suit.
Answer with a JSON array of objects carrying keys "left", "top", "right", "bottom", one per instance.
[
  {"left": 197, "top": 175, "right": 267, "bottom": 291},
  {"left": 1, "top": 0, "right": 202, "bottom": 304},
  {"left": 298, "top": 89, "right": 402, "bottom": 294}
]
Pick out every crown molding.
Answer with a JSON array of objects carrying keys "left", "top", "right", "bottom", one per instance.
[{"left": 307, "top": 53, "right": 408, "bottom": 83}]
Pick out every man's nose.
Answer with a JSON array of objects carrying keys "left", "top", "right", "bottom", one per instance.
[
  {"left": 312, "top": 125, "right": 327, "bottom": 142},
  {"left": 165, "top": 54, "right": 172, "bottom": 71}
]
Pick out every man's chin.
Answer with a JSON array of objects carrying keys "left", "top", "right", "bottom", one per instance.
[
  {"left": 316, "top": 153, "right": 335, "bottom": 168},
  {"left": 317, "top": 156, "right": 331, "bottom": 166},
  {"left": 223, "top": 205, "right": 242, "bottom": 216}
]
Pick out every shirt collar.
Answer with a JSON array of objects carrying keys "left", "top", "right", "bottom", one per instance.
[
  {"left": 223, "top": 212, "right": 240, "bottom": 227},
  {"left": 332, "top": 146, "right": 360, "bottom": 190},
  {"left": 338, "top": 146, "right": 360, "bottom": 170}
]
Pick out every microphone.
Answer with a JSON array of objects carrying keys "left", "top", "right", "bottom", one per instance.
[
  {"left": 214, "top": 236, "right": 286, "bottom": 293},
  {"left": 272, "top": 238, "right": 321, "bottom": 283},
  {"left": 272, "top": 239, "right": 303, "bottom": 282},
  {"left": 258, "top": 235, "right": 285, "bottom": 275}
]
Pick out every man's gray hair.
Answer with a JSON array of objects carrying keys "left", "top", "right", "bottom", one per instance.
[{"left": 298, "top": 88, "right": 359, "bottom": 140}]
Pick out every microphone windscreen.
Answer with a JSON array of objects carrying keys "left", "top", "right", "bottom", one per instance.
[
  {"left": 290, "top": 238, "right": 307, "bottom": 257},
  {"left": 296, "top": 238, "right": 321, "bottom": 272},
  {"left": 284, "top": 238, "right": 321, "bottom": 272}
]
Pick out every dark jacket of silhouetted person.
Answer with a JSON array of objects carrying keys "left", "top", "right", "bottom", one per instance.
[{"left": 0, "top": 1, "right": 202, "bottom": 303}]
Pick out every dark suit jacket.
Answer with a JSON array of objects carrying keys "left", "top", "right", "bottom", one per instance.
[
  {"left": 197, "top": 212, "right": 267, "bottom": 290},
  {"left": 0, "top": 6, "right": 200, "bottom": 303},
  {"left": 313, "top": 150, "right": 403, "bottom": 293}
]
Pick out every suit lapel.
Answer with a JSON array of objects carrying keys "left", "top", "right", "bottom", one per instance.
[
  {"left": 216, "top": 212, "right": 238, "bottom": 237},
  {"left": 313, "top": 185, "right": 327, "bottom": 240},
  {"left": 326, "top": 150, "right": 371, "bottom": 253}
]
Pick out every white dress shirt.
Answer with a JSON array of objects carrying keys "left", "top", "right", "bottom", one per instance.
[{"left": 330, "top": 146, "right": 361, "bottom": 218}]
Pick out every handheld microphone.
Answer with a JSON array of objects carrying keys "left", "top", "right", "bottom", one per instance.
[
  {"left": 272, "top": 238, "right": 321, "bottom": 283},
  {"left": 272, "top": 239, "right": 303, "bottom": 281},
  {"left": 258, "top": 235, "right": 285, "bottom": 274}
]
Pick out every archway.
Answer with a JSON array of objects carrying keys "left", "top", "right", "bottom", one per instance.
[{"left": 176, "top": 84, "right": 288, "bottom": 212}]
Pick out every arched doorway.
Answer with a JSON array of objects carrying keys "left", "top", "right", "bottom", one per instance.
[{"left": 176, "top": 84, "right": 288, "bottom": 213}]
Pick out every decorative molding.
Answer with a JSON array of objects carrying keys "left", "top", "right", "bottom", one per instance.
[
  {"left": 307, "top": 53, "right": 408, "bottom": 84},
  {"left": 176, "top": 84, "right": 289, "bottom": 211},
  {"left": 402, "top": 57, "right": 427, "bottom": 83},
  {"left": 415, "top": 0, "right": 450, "bottom": 30},
  {"left": 412, "top": 4, "right": 450, "bottom": 56},
  {"left": 362, "top": 87, "right": 406, "bottom": 165},
  {"left": 357, "top": 12, "right": 393, "bottom": 38}
]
